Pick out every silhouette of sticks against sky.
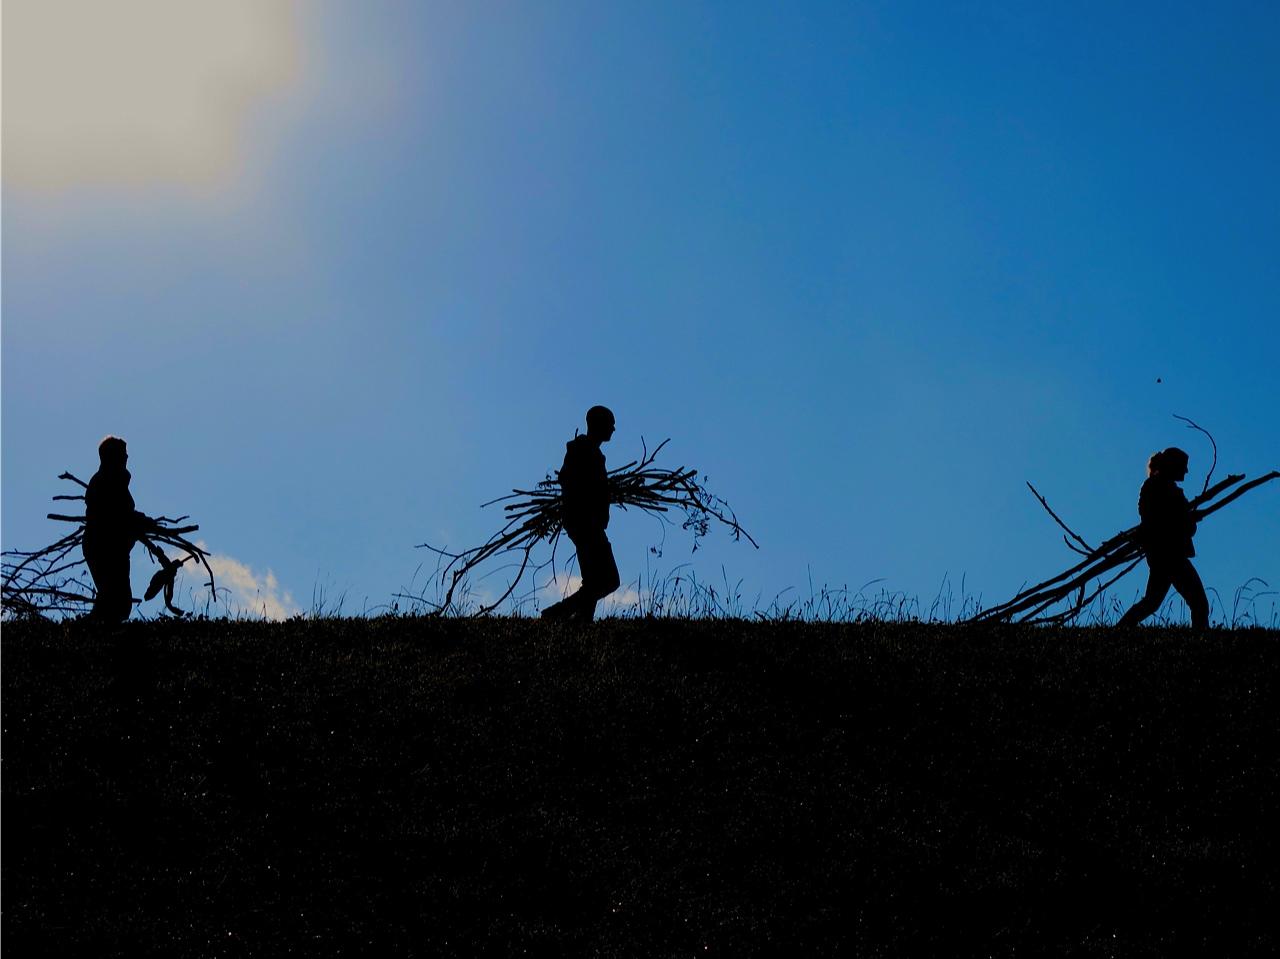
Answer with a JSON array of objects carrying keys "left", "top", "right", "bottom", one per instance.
[
  {"left": 5, "top": 415, "right": 1274, "bottom": 625},
  {"left": 970, "top": 461, "right": 1277, "bottom": 625},
  {"left": 1, "top": 439, "right": 214, "bottom": 621},
  {"left": 408, "top": 412, "right": 757, "bottom": 618}
]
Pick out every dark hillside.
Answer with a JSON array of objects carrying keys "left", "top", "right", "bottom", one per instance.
[{"left": 3, "top": 619, "right": 1278, "bottom": 957}]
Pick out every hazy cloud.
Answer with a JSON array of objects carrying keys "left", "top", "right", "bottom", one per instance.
[
  {"left": 3, "top": 0, "right": 302, "bottom": 193},
  {"left": 182, "top": 543, "right": 301, "bottom": 620}
]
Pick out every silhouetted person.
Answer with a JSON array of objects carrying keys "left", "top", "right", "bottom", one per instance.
[
  {"left": 542, "top": 406, "right": 621, "bottom": 622},
  {"left": 1117, "top": 447, "right": 1210, "bottom": 630},
  {"left": 83, "top": 436, "right": 147, "bottom": 623}
]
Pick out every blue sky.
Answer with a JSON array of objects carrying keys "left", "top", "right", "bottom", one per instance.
[{"left": 4, "top": 1, "right": 1277, "bottom": 621}]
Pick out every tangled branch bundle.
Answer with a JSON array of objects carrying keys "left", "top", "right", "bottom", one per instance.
[
  {"left": 969, "top": 468, "right": 1278, "bottom": 625},
  {"left": 416, "top": 439, "right": 757, "bottom": 616},
  {"left": 1, "top": 471, "right": 215, "bottom": 619}
]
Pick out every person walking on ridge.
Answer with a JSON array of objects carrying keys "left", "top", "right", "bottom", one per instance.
[
  {"left": 542, "top": 406, "right": 621, "bottom": 622},
  {"left": 83, "top": 435, "right": 148, "bottom": 622},
  {"left": 1117, "top": 446, "right": 1210, "bottom": 629}
]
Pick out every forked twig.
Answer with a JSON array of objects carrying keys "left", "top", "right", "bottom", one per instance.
[
  {"left": 1173, "top": 414, "right": 1218, "bottom": 495},
  {"left": 1026, "top": 482, "right": 1094, "bottom": 554}
]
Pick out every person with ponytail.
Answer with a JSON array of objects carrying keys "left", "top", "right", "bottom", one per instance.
[{"left": 1117, "top": 447, "right": 1210, "bottom": 629}]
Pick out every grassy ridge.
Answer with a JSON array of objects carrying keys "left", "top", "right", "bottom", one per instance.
[{"left": 3, "top": 619, "right": 1278, "bottom": 957}]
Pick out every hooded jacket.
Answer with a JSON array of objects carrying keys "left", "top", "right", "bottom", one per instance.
[{"left": 559, "top": 436, "right": 610, "bottom": 535}]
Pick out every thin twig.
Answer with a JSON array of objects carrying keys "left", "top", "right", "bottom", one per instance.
[
  {"left": 1173, "top": 414, "right": 1218, "bottom": 495},
  {"left": 1026, "top": 482, "right": 1094, "bottom": 553}
]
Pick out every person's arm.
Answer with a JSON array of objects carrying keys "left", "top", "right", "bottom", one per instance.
[
  {"left": 592, "top": 451, "right": 610, "bottom": 529},
  {"left": 107, "top": 479, "right": 149, "bottom": 543},
  {"left": 1176, "top": 487, "right": 1198, "bottom": 539},
  {"left": 559, "top": 445, "right": 584, "bottom": 530},
  {"left": 559, "top": 446, "right": 579, "bottom": 497}
]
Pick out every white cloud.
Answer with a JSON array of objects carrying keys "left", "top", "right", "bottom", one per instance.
[
  {"left": 540, "top": 571, "right": 645, "bottom": 617},
  {"left": 3, "top": 0, "right": 302, "bottom": 193},
  {"left": 177, "top": 542, "right": 300, "bottom": 620}
]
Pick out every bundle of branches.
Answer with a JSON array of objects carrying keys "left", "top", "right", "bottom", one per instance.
[
  {"left": 1, "top": 471, "right": 215, "bottom": 619},
  {"left": 414, "top": 438, "right": 758, "bottom": 616},
  {"left": 968, "top": 421, "right": 1277, "bottom": 625}
]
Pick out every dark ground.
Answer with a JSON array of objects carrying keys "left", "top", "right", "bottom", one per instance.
[{"left": 2, "top": 618, "right": 1278, "bottom": 957}]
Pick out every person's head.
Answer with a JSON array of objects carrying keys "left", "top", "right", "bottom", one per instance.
[
  {"left": 585, "top": 405, "right": 616, "bottom": 443},
  {"left": 98, "top": 435, "right": 128, "bottom": 469},
  {"left": 1148, "top": 447, "right": 1189, "bottom": 481}
]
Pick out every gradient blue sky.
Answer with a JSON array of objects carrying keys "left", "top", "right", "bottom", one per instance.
[{"left": 4, "top": 1, "right": 1277, "bottom": 621}]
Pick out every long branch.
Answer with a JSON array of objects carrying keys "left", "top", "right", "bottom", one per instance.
[
  {"left": 4, "top": 470, "right": 216, "bottom": 618},
  {"left": 969, "top": 467, "right": 1275, "bottom": 624},
  {"left": 1026, "top": 482, "right": 1094, "bottom": 553}
]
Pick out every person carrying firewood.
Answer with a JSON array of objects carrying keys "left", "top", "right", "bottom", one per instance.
[
  {"left": 1117, "top": 446, "right": 1210, "bottom": 629},
  {"left": 83, "top": 436, "right": 149, "bottom": 622},
  {"left": 541, "top": 406, "right": 622, "bottom": 622}
]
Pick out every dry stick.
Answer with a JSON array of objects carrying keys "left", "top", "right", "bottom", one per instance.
[
  {"left": 3, "top": 471, "right": 216, "bottom": 617},
  {"left": 1193, "top": 470, "right": 1279, "bottom": 520},
  {"left": 1029, "top": 556, "right": 1146, "bottom": 625},
  {"left": 988, "top": 472, "right": 1251, "bottom": 617},
  {"left": 1174, "top": 413, "right": 1218, "bottom": 496},
  {"left": 970, "top": 469, "right": 1277, "bottom": 624},
  {"left": 980, "top": 541, "right": 1143, "bottom": 624},
  {"left": 11, "top": 585, "right": 96, "bottom": 602},
  {"left": 973, "top": 523, "right": 1142, "bottom": 621},
  {"left": 979, "top": 542, "right": 1139, "bottom": 622},
  {"left": 983, "top": 545, "right": 1136, "bottom": 622},
  {"left": 1026, "top": 482, "right": 1095, "bottom": 553},
  {"left": 418, "top": 439, "right": 756, "bottom": 616},
  {"left": 1, "top": 561, "right": 94, "bottom": 613},
  {"left": 417, "top": 514, "right": 563, "bottom": 616},
  {"left": 2, "top": 530, "right": 85, "bottom": 592},
  {"left": 34, "top": 558, "right": 89, "bottom": 581},
  {"left": 977, "top": 479, "right": 1223, "bottom": 622},
  {"left": 1011, "top": 544, "right": 1143, "bottom": 623},
  {"left": 1190, "top": 472, "right": 1246, "bottom": 508}
]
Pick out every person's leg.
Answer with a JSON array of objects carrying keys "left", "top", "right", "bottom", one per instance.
[
  {"left": 86, "top": 549, "right": 113, "bottom": 621},
  {"left": 1169, "top": 558, "right": 1210, "bottom": 629},
  {"left": 543, "top": 531, "right": 586, "bottom": 620},
  {"left": 87, "top": 552, "right": 133, "bottom": 622},
  {"left": 1116, "top": 561, "right": 1173, "bottom": 628},
  {"left": 571, "top": 530, "right": 620, "bottom": 622},
  {"left": 591, "top": 535, "right": 620, "bottom": 601}
]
